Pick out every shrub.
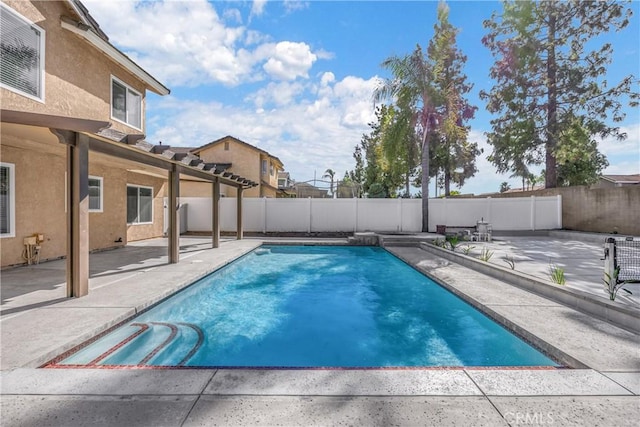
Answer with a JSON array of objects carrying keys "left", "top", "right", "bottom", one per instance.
[
  {"left": 478, "top": 247, "right": 493, "bottom": 262},
  {"left": 548, "top": 263, "right": 566, "bottom": 285}
]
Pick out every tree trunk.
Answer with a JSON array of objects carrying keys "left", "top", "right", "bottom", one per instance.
[
  {"left": 444, "top": 169, "right": 451, "bottom": 196},
  {"left": 545, "top": 9, "right": 558, "bottom": 188},
  {"left": 405, "top": 173, "right": 410, "bottom": 198}
]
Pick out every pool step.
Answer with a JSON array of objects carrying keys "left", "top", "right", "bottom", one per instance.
[{"left": 57, "top": 322, "right": 204, "bottom": 367}]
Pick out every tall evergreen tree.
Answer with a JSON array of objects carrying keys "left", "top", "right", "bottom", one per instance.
[
  {"left": 482, "top": 0, "right": 638, "bottom": 188},
  {"left": 428, "top": 2, "right": 479, "bottom": 196}
]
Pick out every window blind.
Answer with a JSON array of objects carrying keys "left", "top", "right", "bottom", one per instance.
[{"left": 0, "top": 5, "right": 42, "bottom": 98}]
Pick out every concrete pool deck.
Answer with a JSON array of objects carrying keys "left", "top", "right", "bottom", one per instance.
[{"left": 1, "top": 235, "right": 639, "bottom": 426}]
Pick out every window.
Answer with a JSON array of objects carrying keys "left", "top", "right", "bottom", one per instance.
[
  {"left": 224, "top": 141, "right": 229, "bottom": 151},
  {"left": 270, "top": 162, "right": 274, "bottom": 176},
  {"left": 127, "top": 185, "right": 153, "bottom": 224},
  {"left": 0, "top": 163, "right": 16, "bottom": 238},
  {"left": 88, "top": 176, "right": 103, "bottom": 212},
  {"left": 262, "top": 159, "right": 267, "bottom": 175},
  {"left": 0, "top": 3, "right": 45, "bottom": 101},
  {"left": 111, "top": 76, "right": 142, "bottom": 129}
]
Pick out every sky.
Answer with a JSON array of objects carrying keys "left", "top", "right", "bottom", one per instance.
[{"left": 83, "top": 0, "right": 640, "bottom": 195}]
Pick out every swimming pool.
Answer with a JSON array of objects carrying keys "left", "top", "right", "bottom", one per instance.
[{"left": 51, "top": 245, "right": 558, "bottom": 368}]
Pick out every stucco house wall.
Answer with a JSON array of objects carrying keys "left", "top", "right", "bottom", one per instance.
[
  {"left": 1, "top": 0, "right": 168, "bottom": 268},
  {"left": 1, "top": 0, "right": 146, "bottom": 135},
  {"left": 0, "top": 131, "right": 67, "bottom": 266}
]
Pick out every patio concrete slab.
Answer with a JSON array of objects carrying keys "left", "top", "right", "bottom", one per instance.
[
  {"left": 488, "top": 396, "right": 640, "bottom": 427},
  {"left": 467, "top": 236, "right": 640, "bottom": 307},
  {"left": 183, "top": 396, "right": 508, "bottom": 427},
  {"left": 466, "top": 369, "right": 633, "bottom": 396},
  {"left": 205, "top": 369, "right": 482, "bottom": 396},
  {"left": 484, "top": 304, "right": 640, "bottom": 371},
  {"left": 1, "top": 307, "right": 135, "bottom": 369},
  {"left": 601, "top": 372, "right": 640, "bottom": 395},
  {"left": 1, "top": 368, "right": 216, "bottom": 395},
  {"left": 0, "top": 395, "right": 196, "bottom": 427}
]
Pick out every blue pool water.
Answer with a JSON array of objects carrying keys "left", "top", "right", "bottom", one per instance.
[{"left": 56, "top": 246, "right": 557, "bottom": 368}]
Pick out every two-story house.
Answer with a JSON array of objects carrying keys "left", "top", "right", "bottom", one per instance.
[
  {"left": 1, "top": 1, "right": 255, "bottom": 296},
  {"left": 190, "top": 136, "right": 284, "bottom": 198}
]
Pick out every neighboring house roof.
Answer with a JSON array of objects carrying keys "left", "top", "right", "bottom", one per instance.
[
  {"left": 60, "top": 1, "right": 170, "bottom": 96},
  {"left": 278, "top": 172, "right": 290, "bottom": 179},
  {"left": 192, "top": 135, "right": 283, "bottom": 167},
  {"left": 600, "top": 174, "right": 640, "bottom": 184}
]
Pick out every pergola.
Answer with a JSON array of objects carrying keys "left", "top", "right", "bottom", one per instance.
[{"left": 1, "top": 110, "right": 257, "bottom": 298}]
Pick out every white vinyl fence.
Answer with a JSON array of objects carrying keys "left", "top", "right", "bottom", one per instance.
[{"left": 177, "top": 195, "right": 562, "bottom": 233}]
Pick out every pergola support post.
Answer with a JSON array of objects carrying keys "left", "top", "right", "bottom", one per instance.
[
  {"left": 237, "top": 187, "right": 243, "bottom": 240},
  {"left": 212, "top": 179, "right": 220, "bottom": 248},
  {"left": 66, "top": 132, "right": 90, "bottom": 297},
  {"left": 168, "top": 165, "right": 180, "bottom": 263}
]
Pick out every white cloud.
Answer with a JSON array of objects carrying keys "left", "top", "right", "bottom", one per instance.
[
  {"left": 598, "top": 123, "right": 640, "bottom": 156},
  {"left": 83, "top": 0, "right": 320, "bottom": 87},
  {"left": 222, "top": 8, "right": 243, "bottom": 24},
  {"left": 250, "top": 0, "right": 267, "bottom": 18},
  {"left": 283, "top": 1, "right": 310, "bottom": 14},
  {"left": 148, "top": 75, "right": 379, "bottom": 183},
  {"left": 248, "top": 81, "right": 306, "bottom": 108},
  {"left": 262, "top": 42, "right": 317, "bottom": 81}
]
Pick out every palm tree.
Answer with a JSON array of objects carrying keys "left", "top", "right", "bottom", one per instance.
[
  {"left": 374, "top": 45, "right": 440, "bottom": 232},
  {"left": 323, "top": 168, "right": 336, "bottom": 198}
]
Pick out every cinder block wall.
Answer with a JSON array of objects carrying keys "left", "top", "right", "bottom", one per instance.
[{"left": 490, "top": 186, "right": 640, "bottom": 235}]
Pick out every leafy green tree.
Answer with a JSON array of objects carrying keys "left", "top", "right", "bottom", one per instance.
[
  {"left": 499, "top": 182, "right": 511, "bottom": 193},
  {"left": 367, "top": 182, "right": 387, "bottom": 198},
  {"left": 508, "top": 157, "right": 532, "bottom": 191},
  {"left": 482, "top": 0, "right": 638, "bottom": 188},
  {"left": 349, "top": 106, "right": 402, "bottom": 198},
  {"left": 379, "top": 104, "right": 420, "bottom": 197},
  {"left": 351, "top": 146, "right": 365, "bottom": 195},
  {"left": 556, "top": 117, "right": 609, "bottom": 186}
]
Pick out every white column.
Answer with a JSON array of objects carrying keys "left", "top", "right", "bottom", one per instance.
[
  {"left": 556, "top": 194, "right": 563, "bottom": 229},
  {"left": 308, "top": 197, "right": 312, "bottom": 233},
  {"left": 354, "top": 197, "right": 359, "bottom": 232},
  {"left": 263, "top": 197, "right": 267, "bottom": 234},
  {"left": 530, "top": 195, "right": 536, "bottom": 231}
]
